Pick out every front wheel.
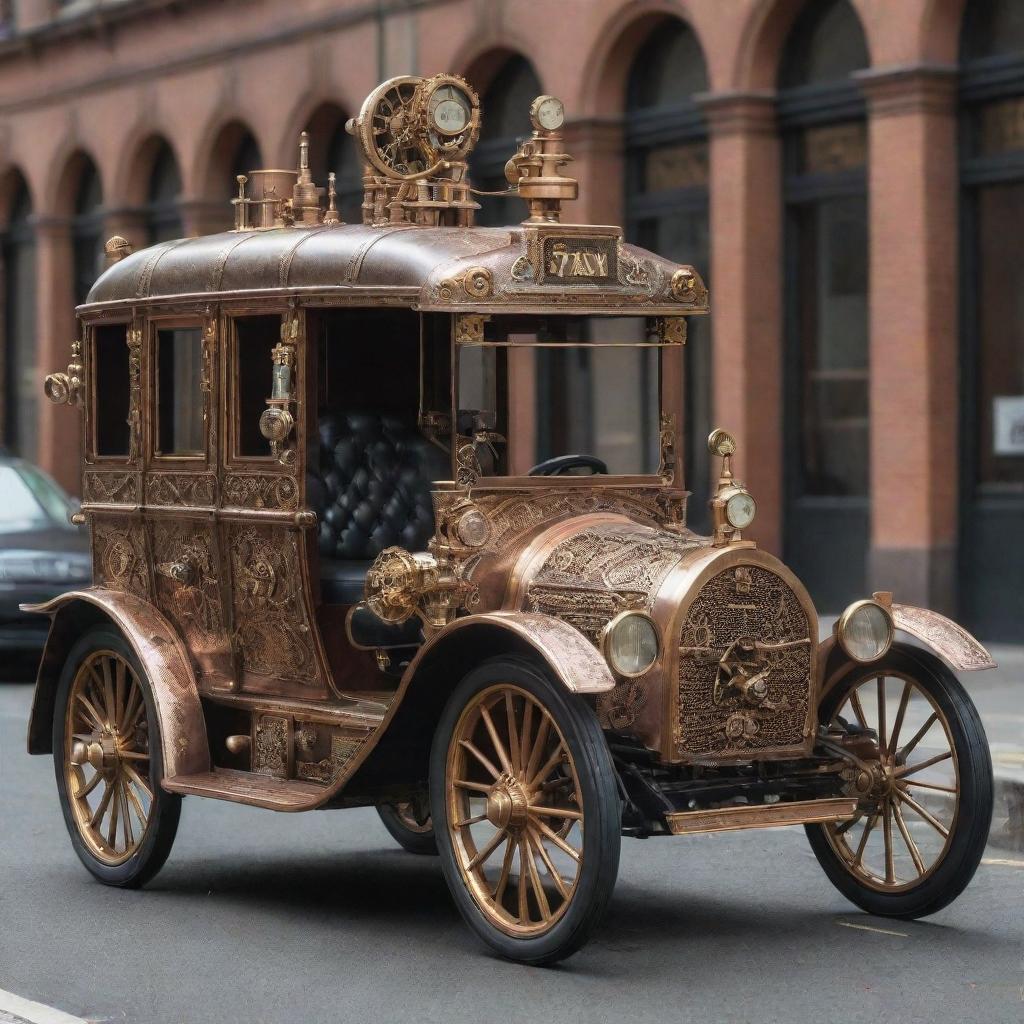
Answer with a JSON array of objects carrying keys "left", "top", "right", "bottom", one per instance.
[
  {"left": 376, "top": 798, "right": 437, "bottom": 855},
  {"left": 806, "top": 644, "right": 992, "bottom": 918},
  {"left": 430, "top": 657, "right": 621, "bottom": 965}
]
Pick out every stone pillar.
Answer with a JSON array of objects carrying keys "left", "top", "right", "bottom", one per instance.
[
  {"left": 561, "top": 117, "right": 624, "bottom": 227},
  {"left": 699, "top": 92, "right": 783, "bottom": 555},
  {"left": 15, "top": 0, "right": 53, "bottom": 32},
  {"left": 180, "top": 198, "right": 231, "bottom": 237},
  {"left": 32, "top": 216, "right": 80, "bottom": 494},
  {"left": 855, "top": 65, "right": 959, "bottom": 613}
]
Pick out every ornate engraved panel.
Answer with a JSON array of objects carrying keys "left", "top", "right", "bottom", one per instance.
[
  {"left": 151, "top": 521, "right": 225, "bottom": 662},
  {"left": 222, "top": 473, "right": 299, "bottom": 512},
  {"left": 146, "top": 472, "right": 216, "bottom": 507},
  {"left": 83, "top": 471, "right": 139, "bottom": 505},
  {"left": 253, "top": 714, "right": 289, "bottom": 778},
  {"left": 295, "top": 731, "right": 365, "bottom": 784},
  {"left": 228, "top": 524, "right": 317, "bottom": 683},
  {"left": 524, "top": 523, "right": 698, "bottom": 729},
  {"left": 677, "top": 565, "right": 813, "bottom": 759},
  {"left": 92, "top": 519, "right": 150, "bottom": 599}
]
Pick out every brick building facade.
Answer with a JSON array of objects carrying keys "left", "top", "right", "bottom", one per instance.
[{"left": 0, "top": 0, "right": 1021, "bottom": 638}]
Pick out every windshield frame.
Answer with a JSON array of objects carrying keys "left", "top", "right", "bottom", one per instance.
[{"left": 447, "top": 313, "right": 685, "bottom": 489}]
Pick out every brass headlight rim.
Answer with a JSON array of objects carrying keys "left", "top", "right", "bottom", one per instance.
[
  {"left": 723, "top": 486, "right": 756, "bottom": 530},
  {"left": 837, "top": 598, "right": 895, "bottom": 664},
  {"left": 601, "top": 610, "right": 660, "bottom": 679}
]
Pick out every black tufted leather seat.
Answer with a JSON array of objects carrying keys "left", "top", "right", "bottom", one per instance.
[{"left": 309, "top": 412, "right": 448, "bottom": 605}]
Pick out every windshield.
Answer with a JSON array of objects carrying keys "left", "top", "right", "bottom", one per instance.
[
  {"left": 456, "top": 315, "right": 670, "bottom": 477},
  {"left": 0, "top": 463, "right": 73, "bottom": 532}
]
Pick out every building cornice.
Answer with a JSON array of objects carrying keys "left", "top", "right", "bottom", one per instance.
[{"left": 853, "top": 63, "right": 959, "bottom": 118}]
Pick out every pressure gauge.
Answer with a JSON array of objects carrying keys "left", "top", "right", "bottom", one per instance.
[
  {"left": 530, "top": 95, "right": 565, "bottom": 131},
  {"left": 725, "top": 490, "right": 757, "bottom": 531},
  {"left": 428, "top": 83, "right": 472, "bottom": 135}
]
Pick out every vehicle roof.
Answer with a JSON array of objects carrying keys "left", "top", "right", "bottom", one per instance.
[{"left": 83, "top": 223, "right": 709, "bottom": 317}]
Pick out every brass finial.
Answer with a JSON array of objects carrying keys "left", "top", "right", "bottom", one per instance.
[
  {"left": 292, "top": 130, "right": 321, "bottom": 225},
  {"left": 233, "top": 175, "right": 249, "bottom": 230},
  {"left": 324, "top": 172, "right": 340, "bottom": 224},
  {"left": 104, "top": 235, "right": 132, "bottom": 264},
  {"left": 298, "top": 131, "right": 311, "bottom": 181}
]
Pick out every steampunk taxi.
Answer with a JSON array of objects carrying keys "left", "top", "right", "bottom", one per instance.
[{"left": 30, "top": 74, "right": 995, "bottom": 965}]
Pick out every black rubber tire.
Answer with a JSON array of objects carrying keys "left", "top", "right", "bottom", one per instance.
[
  {"left": 376, "top": 801, "right": 438, "bottom": 855},
  {"left": 430, "top": 656, "right": 621, "bottom": 966},
  {"left": 806, "top": 643, "right": 993, "bottom": 919},
  {"left": 53, "top": 625, "right": 182, "bottom": 888}
]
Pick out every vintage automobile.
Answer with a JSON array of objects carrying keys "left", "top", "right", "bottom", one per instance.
[{"left": 29, "top": 74, "right": 995, "bottom": 965}]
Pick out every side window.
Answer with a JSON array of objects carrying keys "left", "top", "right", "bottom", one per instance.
[
  {"left": 93, "top": 324, "right": 131, "bottom": 457},
  {"left": 155, "top": 326, "right": 204, "bottom": 457},
  {"left": 234, "top": 315, "right": 281, "bottom": 457}
]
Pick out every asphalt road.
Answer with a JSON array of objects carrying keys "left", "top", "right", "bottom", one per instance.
[{"left": 1, "top": 680, "right": 1022, "bottom": 1024}]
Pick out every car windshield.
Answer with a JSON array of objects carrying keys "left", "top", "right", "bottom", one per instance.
[
  {"left": 0, "top": 463, "right": 72, "bottom": 533},
  {"left": 456, "top": 315, "right": 668, "bottom": 476}
]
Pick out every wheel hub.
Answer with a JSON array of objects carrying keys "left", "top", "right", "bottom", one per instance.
[
  {"left": 70, "top": 733, "right": 119, "bottom": 771},
  {"left": 485, "top": 773, "right": 530, "bottom": 831}
]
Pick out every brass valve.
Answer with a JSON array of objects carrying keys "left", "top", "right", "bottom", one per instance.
[{"left": 364, "top": 546, "right": 477, "bottom": 631}]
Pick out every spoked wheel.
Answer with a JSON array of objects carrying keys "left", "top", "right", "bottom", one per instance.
[
  {"left": 430, "top": 657, "right": 621, "bottom": 965},
  {"left": 54, "top": 625, "right": 181, "bottom": 887},
  {"left": 377, "top": 797, "right": 437, "bottom": 855},
  {"left": 807, "top": 643, "right": 992, "bottom": 918}
]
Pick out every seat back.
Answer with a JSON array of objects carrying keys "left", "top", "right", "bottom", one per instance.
[{"left": 309, "top": 412, "right": 448, "bottom": 561}]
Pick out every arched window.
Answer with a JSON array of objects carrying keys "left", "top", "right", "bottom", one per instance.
[
  {"left": 958, "top": 0, "right": 1024, "bottom": 638},
  {"left": 145, "top": 140, "right": 182, "bottom": 244},
  {"left": 1, "top": 175, "right": 37, "bottom": 458},
  {"left": 471, "top": 55, "right": 542, "bottom": 227},
  {"left": 71, "top": 158, "right": 103, "bottom": 306},
  {"left": 778, "top": 0, "right": 869, "bottom": 609},
  {"left": 306, "top": 104, "right": 363, "bottom": 225},
  {"left": 624, "top": 20, "right": 711, "bottom": 525}
]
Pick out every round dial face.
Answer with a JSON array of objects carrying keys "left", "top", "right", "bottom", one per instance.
[
  {"left": 532, "top": 95, "right": 565, "bottom": 131},
  {"left": 428, "top": 85, "right": 471, "bottom": 135},
  {"left": 726, "top": 490, "right": 756, "bottom": 530}
]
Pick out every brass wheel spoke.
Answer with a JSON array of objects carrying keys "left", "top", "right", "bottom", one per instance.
[
  {"left": 453, "top": 778, "right": 491, "bottom": 794},
  {"left": 525, "top": 715, "right": 550, "bottom": 783},
  {"left": 121, "top": 685, "right": 145, "bottom": 735},
  {"left": 117, "top": 750, "right": 150, "bottom": 762},
  {"left": 106, "top": 780, "right": 121, "bottom": 848},
  {"left": 523, "top": 833, "right": 552, "bottom": 920},
  {"left": 479, "top": 705, "right": 512, "bottom": 776},
  {"left": 517, "top": 838, "right": 530, "bottom": 924},
  {"left": 896, "top": 790, "right": 950, "bottom": 839},
  {"left": 122, "top": 762, "right": 153, "bottom": 801},
  {"left": 123, "top": 774, "right": 148, "bottom": 827},
  {"left": 882, "top": 798, "right": 895, "bottom": 884},
  {"left": 896, "top": 750, "right": 952, "bottom": 778},
  {"left": 900, "top": 777, "right": 957, "bottom": 794},
  {"left": 889, "top": 680, "right": 912, "bottom": 757},
  {"left": 848, "top": 689, "right": 870, "bottom": 732},
  {"left": 119, "top": 780, "right": 134, "bottom": 849},
  {"left": 530, "top": 743, "right": 567, "bottom": 789},
  {"left": 877, "top": 676, "right": 887, "bottom": 759},
  {"left": 852, "top": 811, "right": 878, "bottom": 868},
  {"left": 492, "top": 836, "right": 516, "bottom": 905},
  {"left": 529, "top": 804, "right": 582, "bottom": 821},
  {"left": 898, "top": 712, "right": 938, "bottom": 760},
  {"left": 454, "top": 813, "right": 487, "bottom": 828},
  {"left": 458, "top": 739, "right": 500, "bottom": 781},
  {"left": 519, "top": 700, "right": 533, "bottom": 779},
  {"left": 534, "top": 818, "right": 581, "bottom": 863},
  {"left": 505, "top": 693, "right": 520, "bottom": 775},
  {"left": 892, "top": 799, "right": 926, "bottom": 876},
  {"left": 101, "top": 658, "right": 117, "bottom": 725},
  {"left": 89, "top": 779, "right": 115, "bottom": 829},
  {"left": 466, "top": 828, "right": 508, "bottom": 871},
  {"left": 530, "top": 827, "right": 570, "bottom": 900},
  {"left": 114, "top": 659, "right": 126, "bottom": 731},
  {"left": 74, "top": 768, "right": 103, "bottom": 799},
  {"left": 75, "top": 693, "right": 105, "bottom": 732}
]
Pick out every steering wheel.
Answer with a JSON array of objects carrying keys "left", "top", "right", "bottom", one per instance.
[{"left": 528, "top": 454, "right": 608, "bottom": 477}]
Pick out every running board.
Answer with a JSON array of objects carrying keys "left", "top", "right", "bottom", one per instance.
[
  {"left": 162, "top": 768, "right": 326, "bottom": 810},
  {"left": 666, "top": 797, "right": 858, "bottom": 835}
]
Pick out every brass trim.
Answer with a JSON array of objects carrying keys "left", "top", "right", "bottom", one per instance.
[{"left": 666, "top": 798, "right": 859, "bottom": 835}]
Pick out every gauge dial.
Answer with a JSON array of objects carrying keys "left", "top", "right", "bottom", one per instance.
[
  {"left": 531, "top": 95, "right": 565, "bottom": 131},
  {"left": 428, "top": 84, "right": 472, "bottom": 135},
  {"left": 725, "top": 490, "right": 757, "bottom": 530}
]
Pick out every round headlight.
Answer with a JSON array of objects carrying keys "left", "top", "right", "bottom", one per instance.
[
  {"left": 456, "top": 507, "right": 490, "bottom": 547},
  {"left": 603, "top": 611, "right": 659, "bottom": 677},
  {"left": 725, "top": 490, "right": 756, "bottom": 530},
  {"left": 838, "top": 599, "right": 894, "bottom": 663}
]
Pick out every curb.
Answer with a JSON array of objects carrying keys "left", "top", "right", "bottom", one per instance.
[{"left": 989, "top": 772, "right": 1024, "bottom": 853}]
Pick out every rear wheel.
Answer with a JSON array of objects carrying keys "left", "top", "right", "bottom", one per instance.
[
  {"left": 377, "top": 798, "right": 437, "bottom": 855},
  {"left": 430, "top": 657, "right": 621, "bottom": 965},
  {"left": 53, "top": 625, "right": 181, "bottom": 888},
  {"left": 806, "top": 644, "right": 992, "bottom": 918}
]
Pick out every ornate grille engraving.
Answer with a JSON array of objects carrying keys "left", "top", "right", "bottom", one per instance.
[
  {"left": 93, "top": 520, "right": 150, "bottom": 599},
  {"left": 677, "top": 565, "right": 812, "bottom": 759}
]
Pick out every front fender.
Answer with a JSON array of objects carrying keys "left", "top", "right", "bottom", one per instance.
[{"left": 23, "top": 588, "right": 209, "bottom": 779}]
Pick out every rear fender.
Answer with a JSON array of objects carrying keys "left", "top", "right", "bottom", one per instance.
[{"left": 24, "top": 589, "right": 209, "bottom": 778}]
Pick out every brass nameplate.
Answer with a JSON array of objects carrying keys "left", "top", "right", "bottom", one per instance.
[{"left": 540, "top": 236, "right": 617, "bottom": 284}]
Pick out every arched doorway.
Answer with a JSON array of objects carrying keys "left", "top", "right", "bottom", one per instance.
[
  {"left": 71, "top": 157, "right": 104, "bottom": 306},
  {"left": 305, "top": 103, "right": 362, "bottom": 225},
  {"left": 144, "top": 139, "right": 183, "bottom": 244},
  {"left": 1, "top": 172, "right": 37, "bottom": 459},
  {"left": 624, "top": 19, "right": 711, "bottom": 528},
  {"left": 470, "top": 55, "right": 542, "bottom": 228},
  {"left": 958, "top": 0, "right": 1024, "bottom": 639},
  {"left": 778, "top": 0, "right": 870, "bottom": 611}
]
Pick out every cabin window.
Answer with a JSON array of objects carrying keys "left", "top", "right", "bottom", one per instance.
[
  {"left": 93, "top": 324, "right": 131, "bottom": 457},
  {"left": 155, "top": 326, "right": 204, "bottom": 457},
  {"left": 234, "top": 315, "right": 282, "bottom": 457}
]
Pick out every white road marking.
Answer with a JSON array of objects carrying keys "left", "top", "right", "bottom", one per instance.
[
  {"left": 982, "top": 857, "right": 1024, "bottom": 868},
  {"left": 0, "top": 991, "right": 88, "bottom": 1024},
  {"left": 836, "top": 920, "right": 908, "bottom": 938}
]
